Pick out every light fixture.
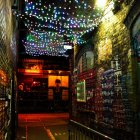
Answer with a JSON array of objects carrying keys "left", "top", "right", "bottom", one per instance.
[
  {"left": 64, "top": 45, "right": 72, "bottom": 49},
  {"left": 96, "top": 0, "right": 107, "bottom": 8},
  {"left": 18, "top": 0, "right": 117, "bottom": 56}
]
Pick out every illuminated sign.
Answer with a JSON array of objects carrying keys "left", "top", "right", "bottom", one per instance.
[
  {"left": 24, "top": 69, "right": 41, "bottom": 73},
  {"left": 48, "top": 76, "right": 69, "bottom": 87},
  {"left": 64, "top": 45, "right": 72, "bottom": 49}
]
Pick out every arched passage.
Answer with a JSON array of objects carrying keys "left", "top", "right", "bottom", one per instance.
[{"left": 124, "top": 1, "right": 140, "bottom": 139}]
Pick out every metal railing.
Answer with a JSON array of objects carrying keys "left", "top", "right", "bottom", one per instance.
[{"left": 69, "top": 120, "right": 115, "bottom": 140}]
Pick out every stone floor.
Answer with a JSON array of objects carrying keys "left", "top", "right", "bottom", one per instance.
[{"left": 16, "top": 113, "right": 69, "bottom": 140}]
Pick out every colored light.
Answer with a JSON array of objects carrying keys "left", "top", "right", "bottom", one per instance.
[
  {"left": 25, "top": 69, "right": 41, "bottom": 73},
  {"left": 18, "top": 0, "right": 115, "bottom": 56}
]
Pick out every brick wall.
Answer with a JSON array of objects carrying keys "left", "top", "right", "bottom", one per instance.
[
  {"left": 0, "top": 0, "right": 16, "bottom": 77},
  {"left": 72, "top": 1, "right": 137, "bottom": 138},
  {"left": 94, "top": 2, "right": 137, "bottom": 110}
]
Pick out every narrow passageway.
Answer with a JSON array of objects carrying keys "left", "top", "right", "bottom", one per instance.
[{"left": 16, "top": 113, "right": 69, "bottom": 140}]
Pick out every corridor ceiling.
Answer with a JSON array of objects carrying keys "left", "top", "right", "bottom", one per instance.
[{"left": 15, "top": 0, "right": 116, "bottom": 57}]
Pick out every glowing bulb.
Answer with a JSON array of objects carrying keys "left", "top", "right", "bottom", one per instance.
[{"left": 96, "top": 0, "right": 107, "bottom": 8}]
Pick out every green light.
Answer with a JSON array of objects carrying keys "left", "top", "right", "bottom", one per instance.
[{"left": 21, "top": 0, "right": 113, "bottom": 56}]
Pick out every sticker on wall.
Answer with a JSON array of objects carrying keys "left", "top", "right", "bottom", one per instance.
[{"left": 0, "top": 70, "right": 7, "bottom": 86}]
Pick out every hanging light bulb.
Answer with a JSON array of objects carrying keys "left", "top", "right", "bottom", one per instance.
[{"left": 96, "top": 0, "right": 107, "bottom": 8}]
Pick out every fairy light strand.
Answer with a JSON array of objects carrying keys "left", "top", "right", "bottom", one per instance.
[{"left": 13, "top": 0, "right": 117, "bottom": 56}]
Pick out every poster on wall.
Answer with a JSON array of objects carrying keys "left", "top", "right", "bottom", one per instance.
[
  {"left": 48, "top": 75, "right": 69, "bottom": 87},
  {"left": 76, "top": 80, "right": 86, "bottom": 102}
]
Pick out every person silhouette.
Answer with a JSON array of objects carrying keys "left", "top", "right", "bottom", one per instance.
[{"left": 54, "top": 79, "right": 62, "bottom": 111}]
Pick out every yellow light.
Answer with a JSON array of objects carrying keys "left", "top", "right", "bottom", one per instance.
[
  {"left": 25, "top": 69, "right": 41, "bottom": 73},
  {"left": 96, "top": 0, "right": 107, "bottom": 8}
]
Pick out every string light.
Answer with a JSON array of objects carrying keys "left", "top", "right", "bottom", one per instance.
[
  {"left": 15, "top": 0, "right": 116, "bottom": 56},
  {"left": 22, "top": 30, "right": 69, "bottom": 57}
]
